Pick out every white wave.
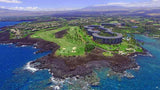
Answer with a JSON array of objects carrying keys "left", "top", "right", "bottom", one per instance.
[
  {"left": 33, "top": 52, "right": 37, "bottom": 54},
  {"left": 123, "top": 71, "right": 134, "bottom": 78},
  {"left": 108, "top": 70, "right": 134, "bottom": 79},
  {"left": 50, "top": 77, "right": 65, "bottom": 85},
  {"left": 50, "top": 76, "right": 65, "bottom": 90},
  {"left": 49, "top": 74, "right": 92, "bottom": 90},
  {"left": 132, "top": 54, "right": 137, "bottom": 58},
  {"left": 132, "top": 66, "right": 140, "bottom": 70},
  {"left": 21, "top": 45, "right": 27, "bottom": 47},
  {"left": 146, "top": 52, "right": 153, "bottom": 57},
  {"left": 0, "top": 43, "right": 13, "bottom": 45},
  {"left": 54, "top": 85, "right": 60, "bottom": 90},
  {"left": 24, "top": 61, "right": 38, "bottom": 73},
  {"left": 50, "top": 85, "right": 60, "bottom": 90},
  {"left": 132, "top": 51, "right": 153, "bottom": 58},
  {"left": 33, "top": 46, "right": 37, "bottom": 49},
  {"left": 138, "top": 52, "right": 153, "bottom": 57}
]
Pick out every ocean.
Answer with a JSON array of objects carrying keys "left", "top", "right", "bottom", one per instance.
[
  {"left": 0, "top": 21, "right": 52, "bottom": 89},
  {"left": 91, "top": 35, "right": 160, "bottom": 90},
  {"left": 0, "top": 21, "right": 160, "bottom": 90}
]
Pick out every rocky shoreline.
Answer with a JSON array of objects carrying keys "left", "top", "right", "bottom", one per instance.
[
  {"left": 0, "top": 30, "right": 148, "bottom": 79},
  {"left": 0, "top": 30, "right": 59, "bottom": 53},
  {"left": 30, "top": 50, "right": 139, "bottom": 79}
]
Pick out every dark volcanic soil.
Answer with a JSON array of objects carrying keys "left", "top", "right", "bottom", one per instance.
[
  {"left": 31, "top": 48, "right": 138, "bottom": 79},
  {"left": 55, "top": 29, "right": 67, "bottom": 38},
  {"left": 0, "top": 30, "right": 139, "bottom": 79},
  {"left": 0, "top": 31, "right": 59, "bottom": 53}
]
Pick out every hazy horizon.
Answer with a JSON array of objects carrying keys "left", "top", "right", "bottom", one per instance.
[{"left": 0, "top": 0, "right": 160, "bottom": 11}]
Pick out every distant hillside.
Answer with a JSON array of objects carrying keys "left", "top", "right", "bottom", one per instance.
[
  {"left": 0, "top": 8, "right": 60, "bottom": 17},
  {"left": 1, "top": 6, "right": 160, "bottom": 17},
  {"left": 80, "top": 5, "right": 160, "bottom": 12},
  {"left": 80, "top": 6, "right": 130, "bottom": 11}
]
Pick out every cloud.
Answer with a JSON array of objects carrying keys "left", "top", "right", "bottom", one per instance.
[
  {"left": 8, "top": 6, "right": 39, "bottom": 11},
  {"left": 152, "top": 0, "right": 160, "bottom": 1},
  {"left": 96, "top": 0, "right": 160, "bottom": 8},
  {"left": 0, "top": 6, "right": 39, "bottom": 11},
  {"left": 0, "top": 0, "right": 21, "bottom": 3},
  {"left": 0, "top": 6, "right": 5, "bottom": 8},
  {"left": 0, "top": 6, "right": 77, "bottom": 11},
  {"left": 95, "top": 2, "right": 128, "bottom": 7}
]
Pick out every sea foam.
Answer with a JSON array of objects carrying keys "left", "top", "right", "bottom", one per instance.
[
  {"left": 24, "top": 61, "right": 38, "bottom": 73},
  {"left": 50, "top": 76, "right": 65, "bottom": 90}
]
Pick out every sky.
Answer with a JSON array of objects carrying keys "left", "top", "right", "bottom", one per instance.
[{"left": 0, "top": 0, "right": 160, "bottom": 11}]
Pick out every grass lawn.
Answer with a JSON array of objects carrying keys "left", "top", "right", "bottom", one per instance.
[
  {"left": 81, "top": 27, "right": 143, "bottom": 54},
  {"left": 31, "top": 26, "right": 143, "bottom": 56},
  {"left": 93, "top": 39, "right": 143, "bottom": 55},
  {"left": 110, "top": 21, "right": 119, "bottom": 24},
  {"left": 31, "top": 26, "right": 86, "bottom": 56},
  {"left": 113, "top": 29, "right": 140, "bottom": 34},
  {"left": 153, "top": 24, "right": 160, "bottom": 26}
]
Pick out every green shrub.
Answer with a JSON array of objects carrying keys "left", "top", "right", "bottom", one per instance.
[{"left": 85, "top": 43, "right": 95, "bottom": 52}]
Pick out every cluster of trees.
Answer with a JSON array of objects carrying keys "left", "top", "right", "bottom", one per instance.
[
  {"left": 85, "top": 43, "right": 95, "bottom": 52},
  {"left": 65, "top": 27, "right": 84, "bottom": 44}
]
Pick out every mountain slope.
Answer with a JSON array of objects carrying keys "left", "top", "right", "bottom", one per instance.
[
  {"left": 80, "top": 6, "right": 130, "bottom": 11},
  {"left": 0, "top": 8, "right": 58, "bottom": 17}
]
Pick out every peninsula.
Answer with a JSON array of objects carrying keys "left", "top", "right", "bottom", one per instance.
[{"left": 0, "top": 16, "right": 153, "bottom": 84}]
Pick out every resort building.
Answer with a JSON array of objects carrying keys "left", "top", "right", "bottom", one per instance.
[{"left": 84, "top": 24, "right": 123, "bottom": 44}]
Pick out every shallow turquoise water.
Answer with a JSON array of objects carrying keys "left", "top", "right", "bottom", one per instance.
[{"left": 92, "top": 35, "right": 160, "bottom": 90}]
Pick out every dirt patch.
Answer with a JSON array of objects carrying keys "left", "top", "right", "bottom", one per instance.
[{"left": 55, "top": 29, "right": 67, "bottom": 38}]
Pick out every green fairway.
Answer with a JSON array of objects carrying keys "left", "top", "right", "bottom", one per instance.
[
  {"left": 31, "top": 26, "right": 143, "bottom": 56},
  {"left": 31, "top": 26, "right": 86, "bottom": 56}
]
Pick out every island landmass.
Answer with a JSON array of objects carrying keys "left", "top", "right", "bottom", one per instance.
[{"left": 1, "top": 15, "right": 157, "bottom": 85}]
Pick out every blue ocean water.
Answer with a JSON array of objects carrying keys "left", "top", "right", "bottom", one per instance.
[
  {"left": 0, "top": 45, "right": 51, "bottom": 88},
  {"left": 0, "top": 21, "right": 24, "bottom": 28},
  {"left": 0, "top": 21, "right": 160, "bottom": 90},
  {"left": 0, "top": 22, "right": 52, "bottom": 89},
  {"left": 92, "top": 35, "right": 160, "bottom": 90},
  {"left": 0, "top": 21, "right": 23, "bottom": 31}
]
